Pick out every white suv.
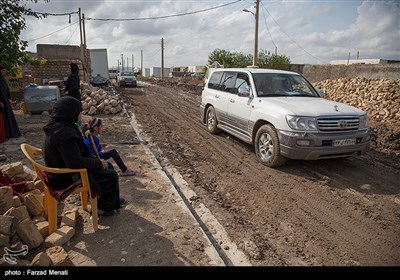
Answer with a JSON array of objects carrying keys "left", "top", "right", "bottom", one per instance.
[
  {"left": 200, "top": 68, "right": 371, "bottom": 167},
  {"left": 118, "top": 70, "right": 137, "bottom": 87}
]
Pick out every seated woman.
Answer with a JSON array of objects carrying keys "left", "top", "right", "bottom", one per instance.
[
  {"left": 42, "top": 97, "right": 125, "bottom": 216},
  {"left": 83, "top": 117, "right": 135, "bottom": 176}
]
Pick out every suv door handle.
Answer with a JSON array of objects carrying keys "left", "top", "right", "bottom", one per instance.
[
  {"left": 230, "top": 99, "right": 235, "bottom": 103},
  {"left": 215, "top": 95, "right": 219, "bottom": 98}
]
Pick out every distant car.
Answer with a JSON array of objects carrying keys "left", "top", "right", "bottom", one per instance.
[
  {"left": 192, "top": 72, "right": 205, "bottom": 80},
  {"left": 118, "top": 71, "right": 137, "bottom": 87},
  {"left": 91, "top": 74, "right": 108, "bottom": 86},
  {"left": 109, "top": 69, "right": 118, "bottom": 80},
  {"left": 183, "top": 72, "right": 193, "bottom": 78}
]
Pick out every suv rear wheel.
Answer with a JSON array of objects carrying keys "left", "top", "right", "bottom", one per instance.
[
  {"left": 206, "top": 106, "right": 220, "bottom": 134},
  {"left": 255, "top": 124, "right": 287, "bottom": 167}
]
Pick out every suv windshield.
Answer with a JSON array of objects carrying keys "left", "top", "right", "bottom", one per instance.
[{"left": 252, "top": 73, "right": 319, "bottom": 97}]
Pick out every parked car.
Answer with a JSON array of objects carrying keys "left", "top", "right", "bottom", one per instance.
[
  {"left": 118, "top": 70, "right": 137, "bottom": 87},
  {"left": 109, "top": 69, "right": 119, "bottom": 80},
  {"left": 91, "top": 74, "right": 108, "bottom": 86},
  {"left": 200, "top": 68, "right": 371, "bottom": 167}
]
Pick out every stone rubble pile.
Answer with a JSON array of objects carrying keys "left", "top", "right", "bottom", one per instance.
[
  {"left": 314, "top": 77, "right": 400, "bottom": 160},
  {"left": 0, "top": 162, "right": 75, "bottom": 266},
  {"left": 80, "top": 83, "right": 123, "bottom": 115},
  {"left": 314, "top": 77, "right": 400, "bottom": 124}
]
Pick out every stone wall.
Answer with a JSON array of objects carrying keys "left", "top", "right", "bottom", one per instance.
[
  {"left": 303, "top": 64, "right": 400, "bottom": 82},
  {"left": 37, "top": 44, "right": 81, "bottom": 60}
]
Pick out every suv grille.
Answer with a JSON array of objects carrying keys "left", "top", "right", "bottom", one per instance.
[{"left": 317, "top": 116, "right": 359, "bottom": 132}]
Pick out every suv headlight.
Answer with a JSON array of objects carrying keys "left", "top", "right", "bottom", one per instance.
[
  {"left": 286, "top": 115, "right": 318, "bottom": 131},
  {"left": 359, "top": 114, "right": 369, "bottom": 129}
]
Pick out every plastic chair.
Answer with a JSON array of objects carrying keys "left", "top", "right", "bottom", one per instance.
[{"left": 20, "top": 143, "right": 98, "bottom": 234}]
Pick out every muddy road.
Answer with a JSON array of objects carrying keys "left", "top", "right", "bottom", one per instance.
[{"left": 121, "top": 82, "right": 399, "bottom": 266}]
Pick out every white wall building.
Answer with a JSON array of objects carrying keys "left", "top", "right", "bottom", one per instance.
[
  {"left": 188, "top": 65, "right": 204, "bottom": 73},
  {"left": 330, "top": 59, "right": 382, "bottom": 65}
]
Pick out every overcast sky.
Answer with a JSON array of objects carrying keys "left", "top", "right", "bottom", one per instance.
[{"left": 20, "top": 0, "right": 400, "bottom": 70}]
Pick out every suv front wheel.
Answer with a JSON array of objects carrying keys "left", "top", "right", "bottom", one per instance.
[
  {"left": 255, "top": 124, "right": 287, "bottom": 167},
  {"left": 206, "top": 106, "right": 220, "bottom": 134}
]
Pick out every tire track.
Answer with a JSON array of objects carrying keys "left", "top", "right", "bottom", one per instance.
[{"left": 124, "top": 83, "right": 400, "bottom": 265}]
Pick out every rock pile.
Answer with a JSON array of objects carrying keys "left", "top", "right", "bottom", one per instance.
[
  {"left": 314, "top": 77, "right": 400, "bottom": 160},
  {"left": 314, "top": 77, "right": 400, "bottom": 125},
  {"left": 0, "top": 162, "right": 75, "bottom": 266},
  {"left": 80, "top": 83, "right": 123, "bottom": 115}
]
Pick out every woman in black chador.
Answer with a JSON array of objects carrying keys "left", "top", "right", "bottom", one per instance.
[
  {"left": 0, "top": 65, "right": 21, "bottom": 140},
  {"left": 64, "top": 63, "right": 81, "bottom": 102},
  {"left": 43, "top": 96, "right": 124, "bottom": 216}
]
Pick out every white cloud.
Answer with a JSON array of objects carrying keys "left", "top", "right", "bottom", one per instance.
[{"left": 20, "top": 0, "right": 400, "bottom": 69}]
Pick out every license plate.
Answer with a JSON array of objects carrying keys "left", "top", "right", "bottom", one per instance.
[{"left": 333, "top": 138, "right": 356, "bottom": 146}]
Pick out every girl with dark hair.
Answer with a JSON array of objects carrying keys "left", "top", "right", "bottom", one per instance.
[{"left": 83, "top": 117, "right": 136, "bottom": 176}]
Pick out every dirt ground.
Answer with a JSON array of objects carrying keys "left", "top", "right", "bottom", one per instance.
[
  {"left": 1, "top": 107, "right": 222, "bottom": 267},
  {"left": 2, "top": 79, "right": 399, "bottom": 266},
  {"left": 121, "top": 81, "right": 399, "bottom": 266}
]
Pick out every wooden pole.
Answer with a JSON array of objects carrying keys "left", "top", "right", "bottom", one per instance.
[
  {"left": 85, "top": 131, "right": 100, "bottom": 159},
  {"left": 161, "top": 38, "right": 164, "bottom": 80}
]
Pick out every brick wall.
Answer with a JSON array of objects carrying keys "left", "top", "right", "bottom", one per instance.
[{"left": 26, "top": 60, "right": 84, "bottom": 82}]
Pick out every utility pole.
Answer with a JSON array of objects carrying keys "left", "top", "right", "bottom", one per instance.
[
  {"left": 78, "top": 8, "right": 83, "bottom": 45},
  {"left": 78, "top": 8, "right": 85, "bottom": 81},
  {"left": 243, "top": 0, "right": 259, "bottom": 67},
  {"left": 82, "top": 12, "right": 88, "bottom": 81},
  {"left": 253, "top": 0, "right": 259, "bottom": 67},
  {"left": 132, "top": 54, "right": 134, "bottom": 71},
  {"left": 161, "top": 38, "right": 164, "bottom": 80},
  {"left": 141, "top": 50, "right": 143, "bottom": 76}
]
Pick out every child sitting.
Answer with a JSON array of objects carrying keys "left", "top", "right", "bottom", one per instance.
[{"left": 83, "top": 117, "right": 135, "bottom": 176}]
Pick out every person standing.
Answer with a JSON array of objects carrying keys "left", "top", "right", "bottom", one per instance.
[
  {"left": 0, "top": 65, "right": 22, "bottom": 141},
  {"left": 0, "top": 96, "right": 4, "bottom": 143},
  {"left": 64, "top": 63, "right": 81, "bottom": 102}
]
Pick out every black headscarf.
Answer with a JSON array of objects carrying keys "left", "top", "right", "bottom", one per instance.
[
  {"left": 43, "top": 96, "right": 82, "bottom": 135},
  {"left": 70, "top": 63, "right": 79, "bottom": 74}
]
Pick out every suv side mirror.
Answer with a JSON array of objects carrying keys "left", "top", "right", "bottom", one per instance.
[{"left": 238, "top": 86, "right": 251, "bottom": 97}]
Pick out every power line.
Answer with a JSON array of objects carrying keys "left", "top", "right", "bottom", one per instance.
[
  {"left": 26, "top": 21, "right": 79, "bottom": 43},
  {"left": 260, "top": 1, "right": 277, "bottom": 50},
  {"left": 163, "top": 0, "right": 248, "bottom": 62},
  {"left": 33, "top": 11, "right": 79, "bottom": 16},
  {"left": 86, "top": 0, "right": 241, "bottom": 21},
  {"left": 264, "top": 6, "right": 323, "bottom": 63},
  {"left": 65, "top": 23, "right": 80, "bottom": 44}
]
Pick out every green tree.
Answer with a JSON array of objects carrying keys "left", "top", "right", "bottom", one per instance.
[
  {"left": 207, "top": 49, "right": 291, "bottom": 70},
  {"left": 231, "top": 52, "right": 252, "bottom": 68},
  {"left": 207, "top": 49, "right": 234, "bottom": 68},
  {"left": 258, "top": 50, "right": 291, "bottom": 70},
  {"left": 0, "top": 0, "right": 48, "bottom": 74}
]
